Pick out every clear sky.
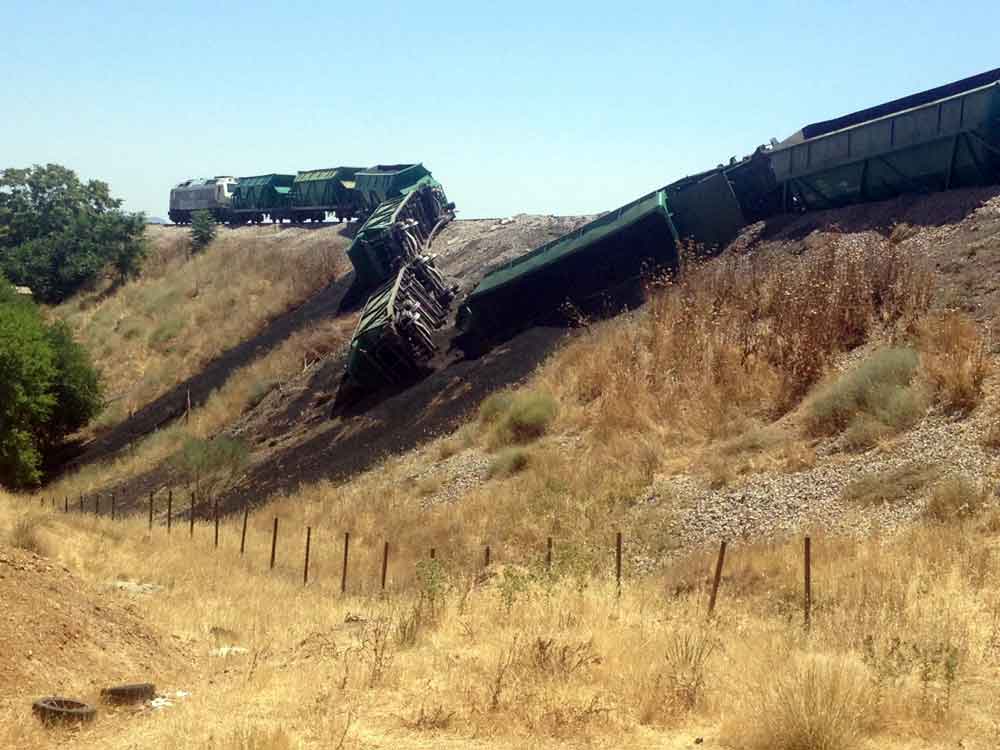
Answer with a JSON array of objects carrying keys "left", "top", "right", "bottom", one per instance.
[{"left": 2, "top": 1, "right": 997, "bottom": 219}]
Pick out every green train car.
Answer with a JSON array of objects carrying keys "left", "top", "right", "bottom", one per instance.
[
  {"left": 345, "top": 164, "right": 454, "bottom": 292},
  {"left": 289, "top": 167, "right": 363, "bottom": 223},
  {"left": 229, "top": 174, "right": 295, "bottom": 224}
]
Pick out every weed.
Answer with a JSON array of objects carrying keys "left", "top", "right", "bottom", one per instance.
[
  {"left": 841, "top": 462, "right": 939, "bottom": 506},
  {"left": 9, "top": 516, "right": 48, "bottom": 556},
  {"left": 919, "top": 312, "right": 991, "bottom": 413},
  {"left": 925, "top": 477, "right": 987, "bottom": 521},
  {"left": 487, "top": 448, "right": 531, "bottom": 479}
]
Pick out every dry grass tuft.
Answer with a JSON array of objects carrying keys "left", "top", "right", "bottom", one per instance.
[
  {"left": 9, "top": 515, "right": 48, "bottom": 556},
  {"left": 919, "top": 311, "right": 991, "bottom": 413},
  {"left": 725, "top": 652, "right": 876, "bottom": 750},
  {"left": 841, "top": 462, "right": 940, "bottom": 506},
  {"left": 925, "top": 477, "right": 989, "bottom": 521}
]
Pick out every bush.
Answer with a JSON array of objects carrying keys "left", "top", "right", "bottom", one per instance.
[
  {"left": 190, "top": 209, "right": 217, "bottom": 254},
  {"left": 487, "top": 448, "right": 531, "bottom": 479},
  {"left": 807, "top": 347, "right": 927, "bottom": 446},
  {"left": 925, "top": 477, "right": 987, "bottom": 521},
  {"left": 479, "top": 391, "right": 514, "bottom": 424}
]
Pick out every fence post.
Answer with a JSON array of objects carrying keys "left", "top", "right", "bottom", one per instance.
[
  {"left": 804, "top": 536, "right": 812, "bottom": 631},
  {"left": 95, "top": 495, "right": 99, "bottom": 517},
  {"left": 213, "top": 498, "right": 219, "bottom": 549},
  {"left": 484, "top": 545, "right": 491, "bottom": 568},
  {"left": 546, "top": 536, "right": 553, "bottom": 573},
  {"left": 303, "top": 527, "right": 312, "bottom": 585},
  {"left": 167, "top": 490, "right": 173, "bottom": 534},
  {"left": 340, "top": 531, "right": 350, "bottom": 594},
  {"left": 615, "top": 531, "right": 623, "bottom": 598},
  {"left": 189, "top": 493, "right": 195, "bottom": 538},
  {"left": 269, "top": 517, "right": 279, "bottom": 570},
  {"left": 430, "top": 547, "right": 436, "bottom": 560},
  {"left": 79, "top": 495, "right": 83, "bottom": 514},
  {"left": 39, "top": 496, "right": 43, "bottom": 508},
  {"left": 64, "top": 496, "right": 68, "bottom": 514},
  {"left": 240, "top": 506, "right": 248, "bottom": 556},
  {"left": 148, "top": 491, "right": 154, "bottom": 531},
  {"left": 708, "top": 540, "right": 728, "bottom": 617},
  {"left": 111, "top": 492, "right": 116, "bottom": 521},
  {"left": 381, "top": 541, "right": 389, "bottom": 591}
]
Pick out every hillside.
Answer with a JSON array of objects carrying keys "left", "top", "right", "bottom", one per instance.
[{"left": 5, "top": 186, "right": 1000, "bottom": 748}]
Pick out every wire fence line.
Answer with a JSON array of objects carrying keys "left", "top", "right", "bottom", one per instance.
[{"left": 30, "top": 491, "right": 817, "bottom": 625}]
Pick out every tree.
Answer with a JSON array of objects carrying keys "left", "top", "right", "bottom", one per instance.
[
  {"left": 189, "top": 209, "right": 216, "bottom": 254},
  {"left": 0, "top": 278, "right": 102, "bottom": 487},
  {"left": 0, "top": 164, "right": 146, "bottom": 302}
]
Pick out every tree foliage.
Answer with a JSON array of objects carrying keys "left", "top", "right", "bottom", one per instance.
[
  {"left": 0, "top": 164, "right": 146, "bottom": 302},
  {"left": 190, "top": 209, "right": 216, "bottom": 254},
  {"left": 0, "top": 278, "right": 103, "bottom": 487}
]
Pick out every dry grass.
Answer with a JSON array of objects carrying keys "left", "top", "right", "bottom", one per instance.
[
  {"left": 841, "top": 462, "right": 940, "bottom": 507},
  {"left": 918, "top": 311, "right": 992, "bottom": 413},
  {"left": 54, "top": 225, "right": 351, "bottom": 433},
  {"left": 1, "top": 490, "right": 998, "bottom": 749}
]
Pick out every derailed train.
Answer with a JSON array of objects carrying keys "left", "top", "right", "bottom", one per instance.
[
  {"left": 344, "top": 67, "right": 1000, "bottom": 393},
  {"left": 168, "top": 67, "right": 1000, "bottom": 396}
]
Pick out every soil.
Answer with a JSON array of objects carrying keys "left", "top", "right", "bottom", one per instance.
[{"left": 0, "top": 545, "right": 185, "bottom": 706}]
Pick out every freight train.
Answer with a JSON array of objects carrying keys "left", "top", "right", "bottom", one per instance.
[{"left": 167, "top": 67, "right": 1000, "bottom": 397}]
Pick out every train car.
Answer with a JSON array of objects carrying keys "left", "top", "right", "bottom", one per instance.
[
  {"left": 345, "top": 164, "right": 454, "bottom": 292},
  {"left": 458, "top": 189, "right": 679, "bottom": 338},
  {"left": 344, "top": 255, "right": 456, "bottom": 389},
  {"left": 168, "top": 177, "right": 237, "bottom": 224},
  {"left": 770, "top": 68, "right": 1000, "bottom": 211},
  {"left": 352, "top": 164, "right": 436, "bottom": 219},
  {"left": 289, "top": 167, "right": 363, "bottom": 223},
  {"left": 229, "top": 174, "right": 295, "bottom": 224}
]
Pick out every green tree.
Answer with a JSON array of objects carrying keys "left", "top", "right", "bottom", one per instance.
[
  {"left": 0, "top": 164, "right": 146, "bottom": 302},
  {"left": 0, "top": 278, "right": 103, "bottom": 487},
  {"left": 190, "top": 209, "right": 216, "bottom": 254}
]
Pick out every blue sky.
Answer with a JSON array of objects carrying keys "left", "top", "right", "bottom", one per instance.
[{"left": 2, "top": 1, "right": 997, "bottom": 219}]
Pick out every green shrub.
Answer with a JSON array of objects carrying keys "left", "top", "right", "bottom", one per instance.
[
  {"left": 479, "top": 391, "right": 514, "bottom": 424},
  {"left": 488, "top": 447, "right": 531, "bottom": 479},
  {"left": 807, "top": 348, "right": 926, "bottom": 446}
]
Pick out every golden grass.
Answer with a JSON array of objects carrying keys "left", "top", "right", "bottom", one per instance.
[
  {"left": 2, "top": 488, "right": 999, "bottom": 749},
  {"left": 55, "top": 225, "right": 351, "bottom": 433}
]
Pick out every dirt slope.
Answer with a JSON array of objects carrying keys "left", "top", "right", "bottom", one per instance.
[{"left": 0, "top": 544, "right": 185, "bottom": 705}]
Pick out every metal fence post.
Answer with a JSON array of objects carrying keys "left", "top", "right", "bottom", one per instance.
[
  {"left": 340, "top": 531, "right": 350, "bottom": 594},
  {"left": 303, "top": 527, "right": 312, "bottom": 585},
  {"left": 189, "top": 493, "right": 195, "bottom": 538},
  {"left": 269, "top": 517, "right": 279, "bottom": 570},
  {"left": 546, "top": 536, "right": 553, "bottom": 572},
  {"left": 381, "top": 541, "right": 389, "bottom": 591},
  {"left": 148, "top": 491, "right": 154, "bottom": 531},
  {"left": 804, "top": 536, "right": 812, "bottom": 631},
  {"left": 240, "top": 506, "right": 249, "bottom": 556},
  {"left": 615, "top": 531, "right": 623, "bottom": 597},
  {"left": 167, "top": 490, "right": 173, "bottom": 534},
  {"left": 708, "top": 540, "right": 728, "bottom": 617},
  {"left": 213, "top": 498, "right": 219, "bottom": 549},
  {"left": 484, "top": 545, "right": 491, "bottom": 568}
]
